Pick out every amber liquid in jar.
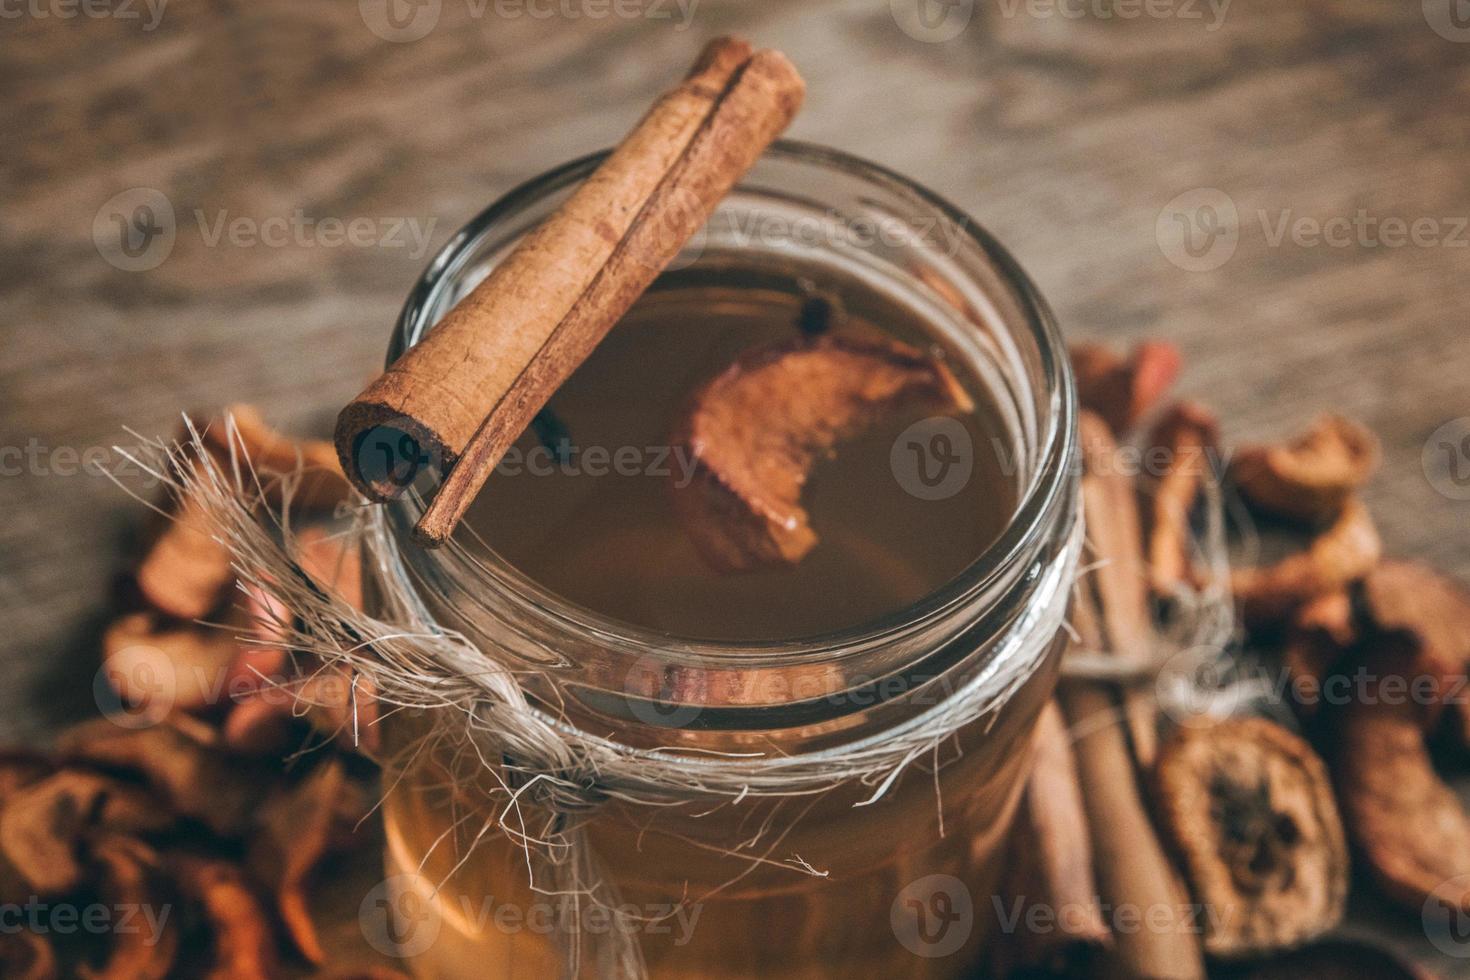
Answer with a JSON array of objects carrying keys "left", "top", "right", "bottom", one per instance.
[{"left": 381, "top": 261, "right": 1039, "bottom": 978}]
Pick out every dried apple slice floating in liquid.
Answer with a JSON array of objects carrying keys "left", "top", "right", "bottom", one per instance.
[{"left": 672, "top": 334, "right": 973, "bottom": 572}]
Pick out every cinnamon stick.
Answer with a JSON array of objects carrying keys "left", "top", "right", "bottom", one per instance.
[
  {"left": 995, "top": 700, "right": 1110, "bottom": 976},
  {"left": 1079, "top": 411, "right": 1163, "bottom": 768},
  {"left": 1058, "top": 593, "right": 1206, "bottom": 980},
  {"left": 334, "top": 39, "right": 805, "bottom": 546}
]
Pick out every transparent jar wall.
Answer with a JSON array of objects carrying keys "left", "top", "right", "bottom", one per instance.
[{"left": 373, "top": 142, "right": 1079, "bottom": 979}]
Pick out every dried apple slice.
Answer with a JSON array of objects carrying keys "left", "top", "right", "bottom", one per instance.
[
  {"left": 1332, "top": 694, "right": 1470, "bottom": 916},
  {"left": 1070, "top": 340, "right": 1182, "bottom": 436},
  {"left": 1280, "top": 591, "right": 1356, "bottom": 721},
  {"left": 173, "top": 855, "right": 280, "bottom": 980},
  {"left": 102, "top": 612, "right": 240, "bottom": 716},
  {"left": 59, "top": 716, "right": 270, "bottom": 838},
  {"left": 1231, "top": 498, "right": 1381, "bottom": 627},
  {"left": 80, "top": 836, "right": 179, "bottom": 980},
  {"left": 0, "top": 771, "right": 112, "bottom": 895},
  {"left": 203, "top": 404, "right": 352, "bottom": 512},
  {"left": 1231, "top": 415, "right": 1380, "bottom": 525},
  {"left": 1152, "top": 717, "right": 1348, "bottom": 959},
  {"left": 247, "top": 759, "right": 345, "bottom": 964},
  {"left": 1144, "top": 401, "right": 1220, "bottom": 595},
  {"left": 0, "top": 929, "right": 55, "bottom": 980},
  {"left": 672, "top": 335, "right": 972, "bottom": 572},
  {"left": 135, "top": 491, "right": 235, "bottom": 621}
]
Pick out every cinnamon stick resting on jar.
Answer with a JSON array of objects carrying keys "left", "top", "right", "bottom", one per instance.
[{"left": 334, "top": 37, "right": 805, "bottom": 545}]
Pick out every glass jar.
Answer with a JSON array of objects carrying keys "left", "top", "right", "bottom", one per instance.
[{"left": 372, "top": 142, "right": 1080, "bottom": 979}]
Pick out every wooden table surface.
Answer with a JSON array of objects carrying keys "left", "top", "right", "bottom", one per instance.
[{"left": 3, "top": 0, "right": 1468, "bottom": 973}]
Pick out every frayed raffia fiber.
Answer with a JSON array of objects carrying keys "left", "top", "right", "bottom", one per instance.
[
  {"left": 117, "top": 412, "right": 1236, "bottom": 976},
  {"left": 1060, "top": 470, "right": 1264, "bottom": 724}
]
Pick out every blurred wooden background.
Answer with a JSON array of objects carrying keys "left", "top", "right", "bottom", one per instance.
[{"left": 2, "top": 0, "right": 1468, "bottom": 970}]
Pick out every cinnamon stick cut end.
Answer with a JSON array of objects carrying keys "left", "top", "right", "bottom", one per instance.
[
  {"left": 334, "top": 400, "right": 452, "bottom": 503},
  {"left": 672, "top": 335, "right": 972, "bottom": 572}
]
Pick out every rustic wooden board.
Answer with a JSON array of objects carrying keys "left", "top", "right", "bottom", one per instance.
[{"left": 2, "top": 0, "right": 1468, "bottom": 973}]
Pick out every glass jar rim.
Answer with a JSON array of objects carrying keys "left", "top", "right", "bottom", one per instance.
[{"left": 385, "top": 139, "right": 1077, "bottom": 666}]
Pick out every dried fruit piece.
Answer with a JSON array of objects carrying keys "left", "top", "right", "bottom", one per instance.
[
  {"left": 1332, "top": 695, "right": 1470, "bottom": 916},
  {"left": 1360, "top": 560, "right": 1470, "bottom": 703},
  {"left": 102, "top": 612, "right": 239, "bottom": 715},
  {"left": 203, "top": 404, "right": 352, "bottom": 512},
  {"left": 173, "top": 855, "right": 279, "bottom": 980},
  {"left": 248, "top": 759, "right": 345, "bottom": 964},
  {"left": 135, "top": 491, "right": 235, "bottom": 620},
  {"left": 672, "top": 334, "right": 972, "bottom": 571},
  {"left": 0, "top": 929, "right": 56, "bottom": 980},
  {"left": 221, "top": 692, "right": 299, "bottom": 756},
  {"left": 295, "top": 527, "right": 364, "bottom": 608},
  {"left": 1231, "top": 415, "right": 1380, "bottom": 525},
  {"left": 0, "top": 750, "right": 52, "bottom": 799},
  {"left": 59, "top": 716, "right": 269, "bottom": 838},
  {"left": 78, "top": 836, "right": 178, "bottom": 980},
  {"left": 1281, "top": 591, "right": 1356, "bottom": 721},
  {"left": 1242, "top": 940, "right": 1431, "bottom": 980},
  {"left": 1231, "top": 498, "right": 1382, "bottom": 627},
  {"left": 292, "top": 530, "right": 379, "bottom": 754},
  {"left": 0, "top": 770, "right": 111, "bottom": 895},
  {"left": 1144, "top": 401, "right": 1220, "bottom": 595},
  {"left": 1153, "top": 717, "right": 1347, "bottom": 959},
  {"left": 1070, "top": 340, "right": 1182, "bottom": 436}
]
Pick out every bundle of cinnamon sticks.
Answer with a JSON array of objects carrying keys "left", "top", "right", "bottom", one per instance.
[{"left": 996, "top": 340, "right": 1464, "bottom": 980}]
